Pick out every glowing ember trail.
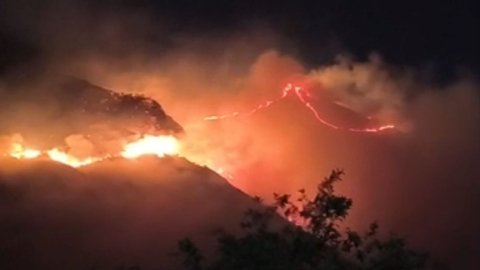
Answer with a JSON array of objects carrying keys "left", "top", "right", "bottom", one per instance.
[
  {"left": 2, "top": 134, "right": 240, "bottom": 179},
  {"left": 4, "top": 135, "right": 180, "bottom": 168},
  {"left": 204, "top": 83, "right": 395, "bottom": 133}
]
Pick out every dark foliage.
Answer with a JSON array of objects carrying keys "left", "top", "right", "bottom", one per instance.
[{"left": 178, "top": 170, "right": 441, "bottom": 270}]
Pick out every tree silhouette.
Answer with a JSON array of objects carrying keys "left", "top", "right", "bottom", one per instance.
[{"left": 178, "top": 170, "right": 442, "bottom": 270}]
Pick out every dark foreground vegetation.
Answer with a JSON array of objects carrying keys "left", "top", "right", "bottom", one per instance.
[{"left": 177, "top": 170, "right": 445, "bottom": 270}]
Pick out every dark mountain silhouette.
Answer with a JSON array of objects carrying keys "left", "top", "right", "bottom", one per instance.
[
  {"left": 0, "top": 78, "right": 183, "bottom": 149},
  {"left": 55, "top": 79, "right": 183, "bottom": 133},
  {"left": 0, "top": 156, "right": 258, "bottom": 270}
]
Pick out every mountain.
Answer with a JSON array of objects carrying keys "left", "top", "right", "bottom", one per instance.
[
  {"left": 0, "top": 78, "right": 183, "bottom": 149},
  {"left": 0, "top": 156, "right": 257, "bottom": 270},
  {"left": 0, "top": 78, "right": 256, "bottom": 269}
]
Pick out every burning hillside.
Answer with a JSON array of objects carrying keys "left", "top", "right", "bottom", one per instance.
[
  {"left": 0, "top": 78, "right": 185, "bottom": 167},
  {"left": 0, "top": 77, "right": 261, "bottom": 269},
  {"left": 0, "top": 53, "right": 478, "bottom": 270},
  {"left": 0, "top": 78, "right": 182, "bottom": 142},
  {"left": 1, "top": 77, "right": 397, "bottom": 171}
]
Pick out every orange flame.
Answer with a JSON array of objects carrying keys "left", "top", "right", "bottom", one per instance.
[
  {"left": 204, "top": 83, "right": 395, "bottom": 133},
  {"left": 9, "top": 143, "right": 41, "bottom": 159},
  {"left": 47, "top": 148, "right": 100, "bottom": 167},
  {"left": 121, "top": 135, "right": 178, "bottom": 159},
  {"left": 3, "top": 83, "right": 395, "bottom": 180},
  {"left": 5, "top": 135, "right": 179, "bottom": 168}
]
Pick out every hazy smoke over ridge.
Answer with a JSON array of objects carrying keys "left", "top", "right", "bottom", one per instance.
[{"left": 0, "top": 1, "right": 479, "bottom": 269}]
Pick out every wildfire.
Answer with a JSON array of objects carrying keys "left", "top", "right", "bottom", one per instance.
[
  {"left": 2, "top": 83, "right": 396, "bottom": 179},
  {"left": 47, "top": 148, "right": 101, "bottom": 168},
  {"left": 204, "top": 83, "right": 395, "bottom": 133},
  {"left": 121, "top": 135, "right": 178, "bottom": 159},
  {"left": 9, "top": 143, "right": 41, "bottom": 159},
  {"left": 5, "top": 135, "right": 179, "bottom": 168}
]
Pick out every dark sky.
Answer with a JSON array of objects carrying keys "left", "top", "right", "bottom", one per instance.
[
  {"left": 150, "top": 0, "right": 480, "bottom": 72},
  {"left": 1, "top": 0, "right": 479, "bottom": 78}
]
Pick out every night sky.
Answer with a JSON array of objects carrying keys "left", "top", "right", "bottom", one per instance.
[{"left": 1, "top": 0, "right": 479, "bottom": 77}]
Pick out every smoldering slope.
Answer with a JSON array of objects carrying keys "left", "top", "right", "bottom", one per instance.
[{"left": 1, "top": 1, "right": 479, "bottom": 269}]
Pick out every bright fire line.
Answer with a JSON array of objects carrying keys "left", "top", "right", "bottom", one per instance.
[
  {"left": 204, "top": 83, "right": 395, "bottom": 133},
  {"left": 5, "top": 135, "right": 179, "bottom": 168}
]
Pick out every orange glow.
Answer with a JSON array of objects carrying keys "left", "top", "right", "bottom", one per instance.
[
  {"left": 121, "top": 135, "right": 178, "bottom": 159},
  {"left": 9, "top": 143, "right": 41, "bottom": 159},
  {"left": 1, "top": 82, "right": 394, "bottom": 180},
  {"left": 4, "top": 135, "right": 180, "bottom": 168},
  {"left": 204, "top": 83, "right": 395, "bottom": 133},
  {"left": 47, "top": 148, "right": 100, "bottom": 167},
  {"left": 2, "top": 134, "right": 240, "bottom": 179}
]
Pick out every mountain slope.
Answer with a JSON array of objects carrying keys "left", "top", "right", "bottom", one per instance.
[
  {"left": 0, "top": 156, "right": 256, "bottom": 270},
  {"left": 0, "top": 78, "right": 182, "bottom": 149}
]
